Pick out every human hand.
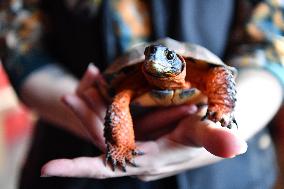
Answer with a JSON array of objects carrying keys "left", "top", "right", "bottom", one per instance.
[
  {"left": 61, "top": 64, "right": 107, "bottom": 150},
  {"left": 41, "top": 104, "right": 247, "bottom": 180}
]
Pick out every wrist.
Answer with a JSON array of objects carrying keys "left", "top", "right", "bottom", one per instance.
[{"left": 19, "top": 64, "right": 91, "bottom": 140}]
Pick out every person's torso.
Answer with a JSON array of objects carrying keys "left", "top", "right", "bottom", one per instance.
[{"left": 40, "top": 0, "right": 235, "bottom": 77}]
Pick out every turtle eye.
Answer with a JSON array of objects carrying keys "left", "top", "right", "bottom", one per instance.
[{"left": 166, "top": 51, "right": 175, "bottom": 60}]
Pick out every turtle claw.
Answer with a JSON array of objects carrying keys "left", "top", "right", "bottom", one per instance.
[
  {"left": 232, "top": 117, "right": 238, "bottom": 128},
  {"left": 105, "top": 151, "right": 117, "bottom": 171},
  {"left": 226, "top": 123, "right": 233, "bottom": 129},
  {"left": 132, "top": 149, "right": 145, "bottom": 156},
  {"left": 201, "top": 111, "right": 216, "bottom": 121},
  {"left": 220, "top": 118, "right": 226, "bottom": 126},
  {"left": 227, "top": 117, "right": 238, "bottom": 129},
  {"left": 128, "top": 160, "right": 139, "bottom": 167},
  {"left": 110, "top": 159, "right": 117, "bottom": 171},
  {"left": 121, "top": 160, "right": 127, "bottom": 172},
  {"left": 105, "top": 143, "right": 143, "bottom": 172},
  {"left": 202, "top": 110, "right": 238, "bottom": 129},
  {"left": 201, "top": 112, "right": 208, "bottom": 121},
  {"left": 105, "top": 151, "right": 111, "bottom": 166}
]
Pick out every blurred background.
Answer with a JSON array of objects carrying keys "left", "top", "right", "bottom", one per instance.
[{"left": 0, "top": 61, "right": 35, "bottom": 189}]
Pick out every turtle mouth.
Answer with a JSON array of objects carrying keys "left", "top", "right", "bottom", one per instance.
[{"left": 144, "top": 60, "right": 184, "bottom": 78}]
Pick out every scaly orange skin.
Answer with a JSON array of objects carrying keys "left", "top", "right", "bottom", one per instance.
[
  {"left": 203, "top": 66, "right": 236, "bottom": 125},
  {"left": 104, "top": 89, "right": 136, "bottom": 168},
  {"left": 104, "top": 71, "right": 147, "bottom": 170},
  {"left": 185, "top": 59, "right": 236, "bottom": 126},
  {"left": 104, "top": 55, "right": 236, "bottom": 171}
]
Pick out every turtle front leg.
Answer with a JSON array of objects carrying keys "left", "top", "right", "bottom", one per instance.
[
  {"left": 104, "top": 89, "right": 143, "bottom": 171},
  {"left": 202, "top": 66, "right": 237, "bottom": 128}
]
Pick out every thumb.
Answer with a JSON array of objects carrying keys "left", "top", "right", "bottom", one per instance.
[{"left": 169, "top": 115, "right": 247, "bottom": 158}]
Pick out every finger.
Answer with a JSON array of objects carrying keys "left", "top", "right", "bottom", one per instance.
[
  {"left": 41, "top": 157, "right": 118, "bottom": 178},
  {"left": 40, "top": 141, "right": 161, "bottom": 178},
  {"left": 135, "top": 105, "right": 198, "bottom": 134},
  {"left": 136, "top": 118, "right": 185, "bottom": 140},
  {"left": 62, "top": 95, "right": 106, "bottom": 150},
  {"left": 76, "top": 64, "right": 101, "bottom": 95},
  {"left": 137, "top": 124, "right": 177, "bottom": 140},
  {"left": 170, "top": 116, "right": 247, "bottom": 158},
  {"left": 41, "top": 156, "right": 148, "bottom": 178},
  {"left": 198, "top": 123, "right": 247, "bottom": 158},
  {"left": 82, "top": 87, "right": 107, "bottom": 120}
]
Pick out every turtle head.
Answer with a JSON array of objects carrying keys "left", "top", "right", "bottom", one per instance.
[{"left": 143, "top": 45, "right": 185, "bottom": 77}]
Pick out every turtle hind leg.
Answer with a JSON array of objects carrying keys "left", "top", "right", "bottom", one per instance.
[
  {"left": 104, "top": 89, "right": 143, "bottom": 171},
  {"left": 202, "top": 66, "right": 237, "bottom": 128}
]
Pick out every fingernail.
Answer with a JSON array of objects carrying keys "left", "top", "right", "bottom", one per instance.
[
  {"left": 227, "top": 155, "right": 236, "bottom": 158},
  {"left": 228, "top": 142, "right": 247, "bottom": 158},
  {"left": 88, "top": 63, "right": 99, "bottom": 73},
  {"left": 239, "top": 142, "right": 248, "bottom": 154}
]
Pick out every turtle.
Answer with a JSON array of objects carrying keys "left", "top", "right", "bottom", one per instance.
[{"left": 98, "top": 38, "right": 237, "bottom": 171}]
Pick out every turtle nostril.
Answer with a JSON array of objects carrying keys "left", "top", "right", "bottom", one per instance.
[{"left": 144, "top": 46, "right": 157, "bottom": 55}]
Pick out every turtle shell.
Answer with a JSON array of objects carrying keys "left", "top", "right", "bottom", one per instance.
[
  {"left": 99, "top": 38, "right": 237, "bottom": 106},
  {"left": 104, "top": 38, "right": 236, "bottom": 75}
]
